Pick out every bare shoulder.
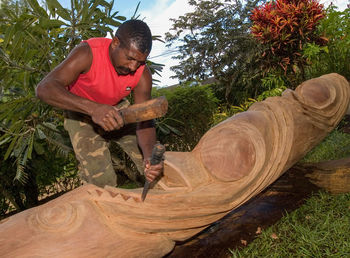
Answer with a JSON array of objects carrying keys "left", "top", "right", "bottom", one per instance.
[
  {"left": 138, "top": 65, "right": 153, "bottom": 89},
  {"left": 142, "top": 65, "right": 152, "bottom": 78},
  {"left": 134, "top": 65, "right": 153, "bottom": 103},
  {"left": 63, "top": 42, "right": 92, "bottom": 74},
  {"left": 68, "top": 42, "right": 91, "bottom": 58},
  {"left": 40, "top": 42, "right": 93, "bottom": 87}
]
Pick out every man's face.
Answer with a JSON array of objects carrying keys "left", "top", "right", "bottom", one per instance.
[{"left": 110, "top": 38, "right": 148, "bottom": 76}]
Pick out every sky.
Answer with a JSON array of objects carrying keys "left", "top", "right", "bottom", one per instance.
[{"left": 58, "top": 0, "right": 348, "bottom": 87}]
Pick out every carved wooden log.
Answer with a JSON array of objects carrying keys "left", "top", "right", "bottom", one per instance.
[
  {"left": 0, "top": 73, "right": 349, "bottom": 258},
  {"left": 167, "top": 157, "right": 350, "bottom": 257}
]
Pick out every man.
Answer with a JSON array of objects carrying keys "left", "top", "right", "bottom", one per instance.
[{"left": 36, "top": 20, "right": 163, "bottom": 187}]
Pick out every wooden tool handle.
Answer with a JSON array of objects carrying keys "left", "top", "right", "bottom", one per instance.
[
  {"left": 150, "top": 143, "right": 166, "bottom": 165},
  {"left": 119, "top": 96, "right": 168, "bottom": 124}
]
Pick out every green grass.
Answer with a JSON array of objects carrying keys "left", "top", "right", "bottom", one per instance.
[
  {"left": 302, "top": 129, "right": 350, "bottom": 163},
  {"left": 230, "top": 191, "right": 350, "bottom": 257},
  {"left": 118, "top": 180, "right": 140, "bottom": 189}
]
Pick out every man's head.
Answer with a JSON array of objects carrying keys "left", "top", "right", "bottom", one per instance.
[
  {"left": 115, "top": 20, "right": 152, "bottom": 54},
  {"left": 110, "top": 20, "right": 152, "bottom": 75}
]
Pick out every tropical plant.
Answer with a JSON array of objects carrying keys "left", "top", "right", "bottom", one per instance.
[
  {"left": 211, "top": 84, "right": 287, "bottom": 126},
  {"left": 165, "top": 0, "right": 263, "bottom": 104},
  {"left": 303, "top": 5, "right": 350, "bottom": 80},
  {"left": 250, "top": 0, "right": 327, "bottom": 87}
]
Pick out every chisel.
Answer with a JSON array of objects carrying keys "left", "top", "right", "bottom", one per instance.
[{"left": 141, "top": 143, "right": 165, "bottom": 202}]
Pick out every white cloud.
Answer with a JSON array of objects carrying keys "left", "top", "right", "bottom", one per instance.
[
  {"left": 320, "top": 0, "right": 348, "bottom": 10},
  {"left": 140, "top": 0, "right": 195, "bottom": 87}
]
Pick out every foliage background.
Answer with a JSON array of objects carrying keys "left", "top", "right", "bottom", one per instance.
[{"left": 153, "top": 83, "right": 218, "bottom": 151}]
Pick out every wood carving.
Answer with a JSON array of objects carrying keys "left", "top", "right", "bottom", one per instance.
[{"left": 0, "top": 73, "right": 349, "bottom": 258}]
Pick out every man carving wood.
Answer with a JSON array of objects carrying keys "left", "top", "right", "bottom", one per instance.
[
  {"left": 36, "top": 20, "right": 163, "bottom": 187},
  {"left": 1, "top": 73, "right": 349, "bottom": 258}
]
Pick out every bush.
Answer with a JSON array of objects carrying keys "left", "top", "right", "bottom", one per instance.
[
  {"left": 153, "top": 83, "right": 218, "bottom": 151},
  {"left": 211, "top": 84, "right": 287, "bottom": 126},
  {"left": 304, "top": 5, "right": 350, "bottom": 80},
  {"left": 251, "top": 0, "right": 327, "bottom": 86}
]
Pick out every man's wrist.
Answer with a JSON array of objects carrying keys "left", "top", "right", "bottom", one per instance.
[
  {"left": 86, "top": 101, "right": 99, "bottom": 117},
  {"left": 143, "top": 158, "right": 151, "bottom": 167}
]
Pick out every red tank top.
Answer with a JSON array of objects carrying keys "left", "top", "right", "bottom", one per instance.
[{"left": 68, "top": 38, "right": 145, "bottom": 105}]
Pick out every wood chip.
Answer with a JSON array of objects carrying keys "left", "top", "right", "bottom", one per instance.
[{"left": 270, "top": 233, "right": 279, "bottom": 239}]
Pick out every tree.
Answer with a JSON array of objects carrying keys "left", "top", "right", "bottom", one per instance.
[
  {"left": 250, "top": 0, "right": 326, "bottom": 87},
  {"left": 165, "top": 0, "right": 263, "bottom": 104}
]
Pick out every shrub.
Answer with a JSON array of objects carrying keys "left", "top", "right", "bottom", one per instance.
[
  {"left": 153, "top": 83, "right": 218, "bottom": 151},
  {"left": 303, "top": 5, "right": 350, "bottom": 80},
  {"left": 251, "top": 0, "right": 326, "bottom": 87}
]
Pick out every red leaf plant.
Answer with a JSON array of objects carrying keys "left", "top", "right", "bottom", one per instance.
[{"left": 250, "top": 0, "right": 326, "bottom": 82}]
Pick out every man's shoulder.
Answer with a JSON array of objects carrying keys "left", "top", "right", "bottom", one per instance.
[{"left": 84, "top": 37, "right": 112, "bottom": 48}]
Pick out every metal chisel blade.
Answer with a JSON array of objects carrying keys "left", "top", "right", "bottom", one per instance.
[{"left": 141, "top": 181, "right": 150, "bottom": 202}]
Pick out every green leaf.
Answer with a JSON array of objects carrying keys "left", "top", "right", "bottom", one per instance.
[
  {"left": 131, "top": 2, "right": 140, "bottom": 19},
  {"left": 27, "top": 0, "right": 48, "bottom": 18},
  {"left": 33, "top": 141, "right": 45, "bottom": 155},
  {"left": 27, "top": 132, "right": 35, "bottom": 160},
  {"left": 0, "top": 136, "right": 11, "bottom": 146},
  {"left": 321, "top": 46, "right": 329, "bottom": 54},
  {"left": 10, "top": 31, "right": 24, "bottom": 59},
  {"left": 42, "top": 122, "right": 60, "bottom": 133},
  {"left": 36, "top": 127, "right": 46, "bottom": 140},
  {"left": 13, "top": 135, "right": 26, "bottom": 158},
  {"left": 45, "top": 0, "right": 71, "bottom": 21},
  {"left": 4, "top": 134, "right": 19, "bottom": 160},
  {"left": 163, "top": 124, "right": 183, "bottom": 136},
  {"left": 105, "top": 17, "right": 122, "bottom": 27},
  {"left": 80, "top": 1, "right": 90, "bottom": 23},
  {"left": 158, "top": 125, "right": 170, "bottom": 135},
  {"left": 13, "top": 160, "right": 28, "bottom": 185},
  {"left": 115, "top": 15, "right": 126, "bottom": 21},
  {"left": 3, "top": 25, "right": 15, "bottom": 48},
  {"left": 40, "top": 18, "right": 67, "bottom": 29}
]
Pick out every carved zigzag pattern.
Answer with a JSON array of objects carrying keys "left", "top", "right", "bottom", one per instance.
[{"left": 86, "top": 188, "right": 141, "bottom": 203}]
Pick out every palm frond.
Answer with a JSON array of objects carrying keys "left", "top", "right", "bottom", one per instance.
[{"left": 13, "top": 159, "right": 28, "bottom": 185}]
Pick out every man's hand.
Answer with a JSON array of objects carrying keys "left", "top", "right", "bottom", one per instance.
[
  {"left": 144, "top": 159, "right": 164, "bottom": 183},
  {"left": 90, "top": 104, "right": 124, "bottom": 131}
]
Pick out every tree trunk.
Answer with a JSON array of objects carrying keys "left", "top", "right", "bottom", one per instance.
[{"left": 166, "top": 158, "right": 350, "bottom": 258}]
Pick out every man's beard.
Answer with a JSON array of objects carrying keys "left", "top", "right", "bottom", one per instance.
[{"left": 117, "top": 66, "right": 133, "bottom": 75}]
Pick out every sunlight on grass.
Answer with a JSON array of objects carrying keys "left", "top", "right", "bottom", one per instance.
[
  {"left": 230, "top": 192, "right": 350, "bottom": 257},
  {"left": 302, "top": 129, "right": 350, "bottom": 163}
]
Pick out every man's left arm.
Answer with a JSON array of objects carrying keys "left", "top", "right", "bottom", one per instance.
[{"left": 133, "top": 66, "right": 163, "bottom": 182}]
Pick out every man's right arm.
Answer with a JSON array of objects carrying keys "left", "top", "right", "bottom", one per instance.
[
  {"left": 36, "top": 43, "right": 124, "bottom": 131},
  {"left": 36, "top": 43, "right": 97, "bottom": 114}
]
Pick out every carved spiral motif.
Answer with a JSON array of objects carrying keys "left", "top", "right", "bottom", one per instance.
[
  {"left": 198, "top": 120, "right": 266, "bottom": 182},
  {"left": 28, "top": 202, "right": 84, "bottom": 233}
]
